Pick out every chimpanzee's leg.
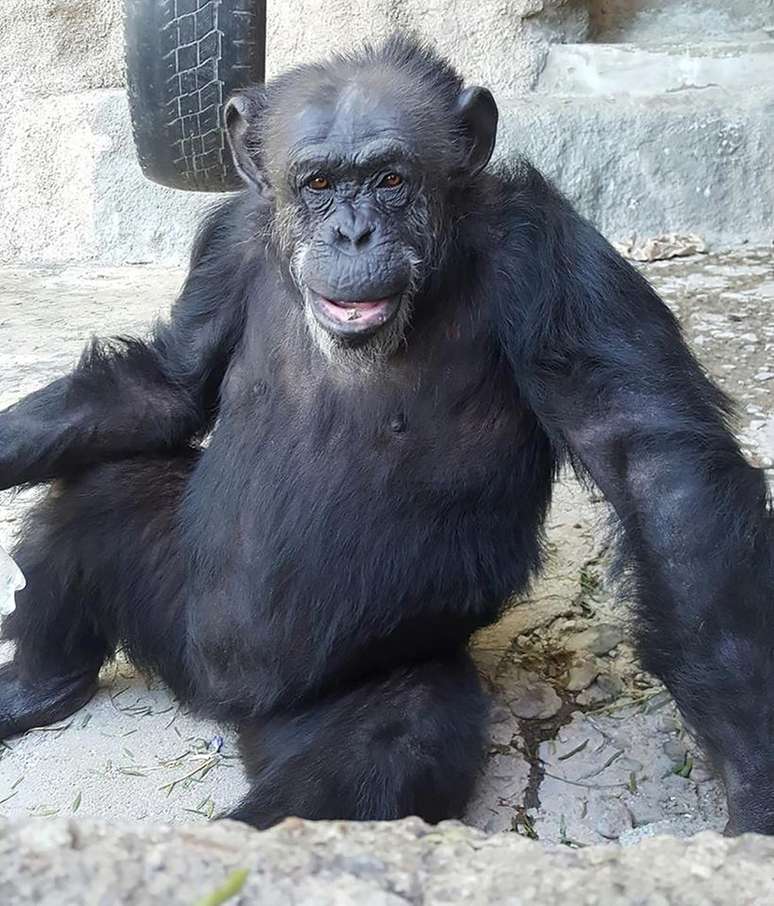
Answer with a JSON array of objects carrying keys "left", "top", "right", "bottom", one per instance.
[
  {"left": 0, "top": 452, "right": 197, "bottom": 739},
  {"left": 228, "top": 651, "right": 488, "bottom": 827}
]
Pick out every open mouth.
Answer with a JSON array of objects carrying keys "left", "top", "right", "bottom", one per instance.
[{"left": 307, "top": 290, "right": 402, "bottom": 337}]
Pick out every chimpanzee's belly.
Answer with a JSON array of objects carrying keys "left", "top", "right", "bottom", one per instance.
[{"left": 184, "top": 355, "right": 554, "bottom": 712}]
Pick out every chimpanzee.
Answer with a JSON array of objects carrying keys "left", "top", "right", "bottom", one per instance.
[{"left": 0, "top": 35, "right": 772, "bottom": 833}]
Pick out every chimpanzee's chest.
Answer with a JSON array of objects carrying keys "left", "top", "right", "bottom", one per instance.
[
  {"left": 219, "top": 314, "right": 538, "bottom": 500},
  {"left": 203, "top": 308, "right": 554, "bottom": 588},
  {"left": 185, "top": 312, "right": 554, "bottom": 707}
]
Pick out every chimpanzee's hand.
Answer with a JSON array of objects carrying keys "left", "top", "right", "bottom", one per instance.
[{"left": 0, "top": 402, "right": 37, "bottom": 492}]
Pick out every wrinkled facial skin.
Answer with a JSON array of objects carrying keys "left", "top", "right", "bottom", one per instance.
[{"left": 277, "top": 88, "right": 440, "bottom": 358}]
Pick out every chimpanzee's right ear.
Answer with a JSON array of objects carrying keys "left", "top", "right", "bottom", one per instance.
[
  {"left": 224, "top": 89, "right": 271, "bottom": 194},
  {"left": 455, "top": 86, "right": 498, "bottom": 177}
]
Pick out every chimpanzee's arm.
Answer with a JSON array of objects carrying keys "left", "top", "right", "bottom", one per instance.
[
  {"left": 0, "top": 200, "right": 253, "bottom": 491},
  {"left": 498, "top": 171, "right": 774, "bottom": 834}
]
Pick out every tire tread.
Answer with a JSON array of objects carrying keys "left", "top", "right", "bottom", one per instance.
[{"left": 125, "top": 0, "right": 265, "bottom": 192}]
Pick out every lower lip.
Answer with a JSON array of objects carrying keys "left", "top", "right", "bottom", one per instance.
[{"left": 320, "top": 297, "right": 393, "bottom": 326}]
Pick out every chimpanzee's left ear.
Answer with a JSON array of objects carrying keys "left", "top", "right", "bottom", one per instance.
[
  {"left": 455, "top": 86, "right": 499, "bottom": 176},
  {"left": 224, "top": 89, "right": 272, "bottom": 195}
]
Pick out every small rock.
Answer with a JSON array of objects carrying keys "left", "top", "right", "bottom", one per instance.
[
  {"left": 596, "top": 673, "right": 624, "bottom": 697},
  {"left": 689, "top": 758, "right": 716, "bottom": 783},
  {"left": 576, "top": 674, "right": 624, "bottom": 706},
  {"left": 490, "top": 702, "right": 510, "bottom": 722},
  {"left": 508, "top": 679, "right": 562, "bottom": 720},
  {"left": 465, "top": 751, "right": 531, "bottom": 832},
  {"left": 619, "top": 816, "right": 712, "bottom": 847},
  {"left": 628, "top": 801, "right": 663, "bottom": 829},
  {"left": 657, "top": 715, "right": 681, "bottom": 733},
  {"left": 489, "top": 703, "right": 519, "bottom": 746},
  {"left": 613, "top": 233, "right": 707, "bottom": 262},
  {"left": 482, "top": 812, "right": 513, "bottom": 834},
  {"left": 565, "top": 658, "right": 599, "bottom": 692},
  {"left": 643, "top": 690, "right": 673, "bottom": 713},
  {"left": 565, "top": 624, "right": 626, "bottom": 656},
  {"left": 576, "top": 686, "right": 606, "bottom": 707},
  {"left": 619, "top": 820, "right": 675, "bottom": 846},
  {"left": 593, "top": 796, "right": 633, "bottom": 840},
  {"left": 481, "top": 753, "right": 530, "bottom": 796},
  {"left": 663, "top": 739, "right": 689, "bottom": 764}
]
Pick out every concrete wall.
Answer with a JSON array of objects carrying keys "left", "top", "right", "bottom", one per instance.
[
  {"left": 0, "top": 0, "right": 124, "bottom": 99},
  {"left": 0, "top": 0, "right": 772, "bottom": 265},
  {"left": 266, "top": 1, "right": 588, "bottom": 89},
  {"left": 0, "top": 1, "right": 215, "bottom": 265}
]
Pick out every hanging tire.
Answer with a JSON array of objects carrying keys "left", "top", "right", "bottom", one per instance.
[{"left": 125, "top": 0, "right": 266, "bottom": 192}]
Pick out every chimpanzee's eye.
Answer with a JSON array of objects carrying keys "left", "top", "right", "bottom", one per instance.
[
  {"left": 308, "top": 175, "right": 331, "bottom": 191},
  {"left": 379, "top": 172, "right": 403, "bottom": 189}
]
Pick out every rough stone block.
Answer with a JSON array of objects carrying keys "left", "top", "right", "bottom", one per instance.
[
  {"left": 498, "top": 90, "right": 774, "bottom": 246},
  {"left": 0, "top": 90, "right": 211, "bottom": 265},
  {"left": 3, "top": 817, "right": 774, "bottom": 904},
  {"left": 0, "top": 0, "right": 125, "bottom": 99},
  {"left": 539, "top": 41, "right": 774, "bottom": 96},
  {"left": 266, "top": 0, "right": 588, "bottom": 91}
]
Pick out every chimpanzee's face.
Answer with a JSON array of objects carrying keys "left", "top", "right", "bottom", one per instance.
[
  {"left": 277, "top": 84, "right": 440, "bottom": 361},
  {"left": 225, "top": 61, "right": 497, "bottom": 365}
]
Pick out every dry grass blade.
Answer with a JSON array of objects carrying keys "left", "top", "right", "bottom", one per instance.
[
  {"left": 29, "top": 805, "right": 60, "bottom": 817},
  {"left": 160, "top": 755, "right": 221, "bottom": 795}
]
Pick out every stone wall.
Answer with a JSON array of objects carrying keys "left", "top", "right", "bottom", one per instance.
[
  {"left": 0, "top": 0, "right": 210, "bottom": 265},
  {"left": 266, "top": 0, "right": 588, "bottom": 89},
  {"left": 0, "top": 1, "right": 124, "bottom": 99},
  {"left": 0, "top": 0, "right": 772, "bottom": 264}
]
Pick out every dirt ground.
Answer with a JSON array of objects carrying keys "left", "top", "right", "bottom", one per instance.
[{"left": 0, "top": 248, "right": 772, "bottom": 844}]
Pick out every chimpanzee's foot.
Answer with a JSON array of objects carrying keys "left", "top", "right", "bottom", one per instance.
[
  {"left": 722, "top": 763, "right": 774, "bottom": 836},
  {"left": 0, "top": 661, "right": 98, "bottom": 740},
  {"left": 227, "top": 653, "right": 488, "bottom": 828}
]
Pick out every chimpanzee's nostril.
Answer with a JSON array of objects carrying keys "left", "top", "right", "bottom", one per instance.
[{"left": 335, "top": 222, "right": 375, "bottom": 248}]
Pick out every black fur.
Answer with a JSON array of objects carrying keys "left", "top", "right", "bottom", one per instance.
[{"left": 1, "top": 36, "right": 772, "bottom": 833}]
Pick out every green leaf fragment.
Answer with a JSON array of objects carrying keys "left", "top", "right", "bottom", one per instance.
[{"left": 194, "top": 868, "right": 249, "bottom": 906}]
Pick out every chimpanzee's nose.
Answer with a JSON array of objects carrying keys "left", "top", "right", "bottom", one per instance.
[{"left": 334, "top": 215, "right": 375, "bottom": 249}]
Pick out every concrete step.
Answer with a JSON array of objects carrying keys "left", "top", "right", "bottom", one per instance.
[
  {"left": 496, "top": 89, "right": 774, "bottom": 246},
  {"left": 538, "top": 41, "right": 774, "bottom": 96},
  {"left": 590, "top": 0, "right": 774, "bottom": 44}
]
